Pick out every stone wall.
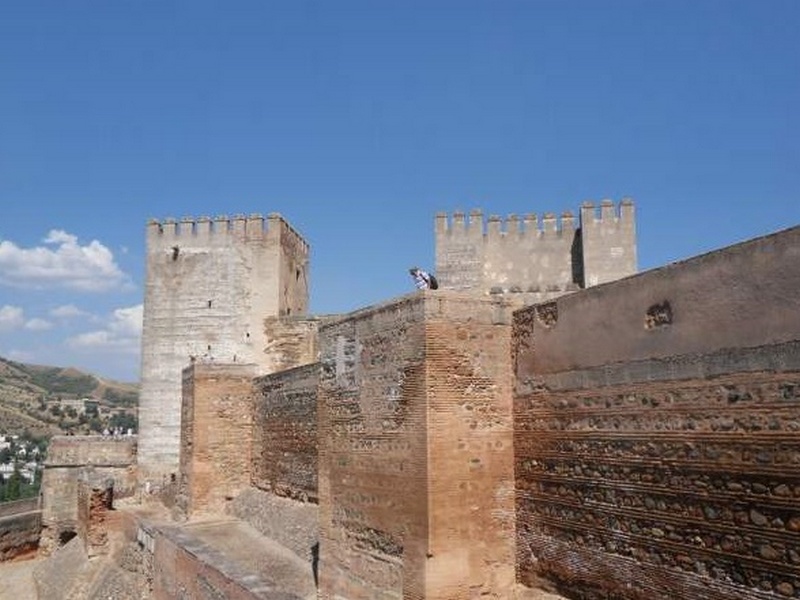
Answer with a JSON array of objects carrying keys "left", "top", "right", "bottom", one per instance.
[
  {"left": 152, "top": 523, "right": 300, "bottom": 600},
  {"left": 76, "top": 473, "right": 114, "bottom": 558},
  {"left": 139, "top": 213, "right": 309, "bottom": 480},
  {"left": 227, "top": 488, "right": 319, "bottom": 564},
  {"left": 40, "top": 436, "right": 137, "bottom": 555},
  {"left": 261, "top": 315, "right": 323, "bottom": 376},
  {"left": 253, "top": 363, "right": 319, "bottom": 502},
  {"left": 318, "top": 292, "right": 515, "bottom": 599},
  {"left": 514, "top": 225, "right": 800, "bottom": 600},
  {"left": 434, "top": 199, "right": 636, "bottom": 304},
  {"left": 179, "top": 363, "right": 256, "bottom": 518},
  {"left": 579, "top": 199, "right": 637, "bottom": 287},
  {"left": 0, "top": 499, "right": 41, "bottom": 560}
]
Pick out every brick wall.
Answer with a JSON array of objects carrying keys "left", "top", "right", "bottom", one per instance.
[
  {"left": 76, "top": 473, "right": 114, "bottom": 557},
  {"left": 253, "top": 363, "right": 319, "bottom": 502},
  {"left": 179, "top": 363, "right": 256, "bottom": 517},
  {"left": 514, "top": 226, "right": 800, "bottom": 600},
  {"left": 318, "top": 292, "right": 515, "bottom": 599}
]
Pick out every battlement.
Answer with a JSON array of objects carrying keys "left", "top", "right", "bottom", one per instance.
[
  {"left": 146, "top": 212, "right": 309, "bottom": 251},
  {"left": 435, "top": 199, "right": 637, "bottom": 296},
  {"left": 436, "top": 209, "right": 576, "bottom": 239},
  {"left": 580, "top": 197, "right": 635, "bottom": 225}
]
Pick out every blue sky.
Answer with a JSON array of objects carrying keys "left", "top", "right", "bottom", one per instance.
[{"left": 1, "top": 0, "right": 798, "bottom": 382}]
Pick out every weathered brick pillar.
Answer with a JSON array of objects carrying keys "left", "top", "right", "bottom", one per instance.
[
  {"left": 76, "top": 471, "right": 114, "bottom": 558},
  {"left": 318, "top": 292, "right": 515, "bottom": 599},
  {"left": 180, "top": 362, "right": 257, "bottom": 518}
]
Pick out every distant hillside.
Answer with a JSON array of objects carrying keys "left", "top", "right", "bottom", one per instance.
[{"left": 0, "top": 357, "right": 139, "bottom": 438}]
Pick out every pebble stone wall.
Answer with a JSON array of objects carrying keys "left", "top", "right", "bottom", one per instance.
[{"left": 513, "top": 225, "right": 800, "bottom": 600}]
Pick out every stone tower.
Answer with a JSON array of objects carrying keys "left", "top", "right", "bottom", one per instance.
[
  {"left": 435, "top": 198, "right": 636, "bottom": 304},
  {"left": 138, "top": 213, "right": 309, "bottom": 480}
]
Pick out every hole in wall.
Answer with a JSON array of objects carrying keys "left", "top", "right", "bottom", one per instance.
[
  {"left": 535, "top": 302, "right": 558, "bottom": 327},
  {"left": 59, "top": 530, "right": 77, "bottom": 546},
  {"left": 645, "top": 301, "right": 673, "bottom": 329}
]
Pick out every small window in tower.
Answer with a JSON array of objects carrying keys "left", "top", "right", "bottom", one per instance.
[
  {"left": 207, "top": 300, "right": 212, "bottom": 308},
  {"left": 246, "top": 332, "right": 250, "bottom": 338},
  {"left": 171, "top": 246, "right": 180, "bottom": 260},
  {"left": 296, "top": 268, "right": 301, "bottom": 281}
]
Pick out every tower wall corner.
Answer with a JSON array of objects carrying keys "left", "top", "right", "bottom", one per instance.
[{"left": 580, "top": 198, "right": 637, "bottom": 287}]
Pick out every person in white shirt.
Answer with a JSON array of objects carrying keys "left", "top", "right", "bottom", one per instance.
[{"left": 409, "top": 267, "right": 437, "bottom": 290}]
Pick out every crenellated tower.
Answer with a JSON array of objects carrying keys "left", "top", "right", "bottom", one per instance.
[
  {"left": 580, "top": 198, "right": 637, "bottom": 286},
  {"left": 138, "top": 213, "right": 309, "bottom": 480},
  {"left": 435, "top": 198, "right": 636, "bottom": 304}
]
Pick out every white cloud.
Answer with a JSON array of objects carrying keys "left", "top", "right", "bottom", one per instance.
[
  {"left": 6, "top": 349, "right": 34, "bottom": 362},
  {"left": 24, "top": 318, "right": 53, "bottom": 331},
  {"left": 67, "top": 304, "right": 143, "bottom": 355},
  {"left": 0, "top": 305, "right": 25, "bottom": 331},
  {"left": 50, "top": 304, "right": 89, "bottom": 319},
  {"left": 0, "top": 230, "right": 133, "bottom": 292}
]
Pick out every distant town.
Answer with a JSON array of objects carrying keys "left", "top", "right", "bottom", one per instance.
[{"left": 0, "top": 432, "right": 45, "bottom": 501}]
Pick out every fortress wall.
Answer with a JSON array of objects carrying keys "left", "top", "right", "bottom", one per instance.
[
  {"left": 151, "top": 525, "right": 259, "bottom": 600},
  {"left": 0, "top": 509, "right": 41, "bottom": 560},
  {"left": 514, "top": 226, "right": 800, "bottom": 600},
  {"left": 253, "top": 362, "right": 319, "bottom": 502},
  {"left": 0, "top": 496, "right": 39, "bottom": 518},
  {"left": 580, "top": 199, "right": 637, "bottom": 287},
  {"left": 76, "top": 473, "right": 114, "bottom": 558},
  {"left": 40, "top": 436, "right": 137, "bottom": 555},
  {"left": 45, "top": 435, "right": 138, "bottom": 467},
  {"left": 140, "top": 213, "right": 309, "bottom": 480},
  {"left": 227, "top": 488, "right": 319, "bottom": 565},
  {"left": 179, "top": 363, "right": 256, "bottom": 518},
  {"left": 520, "top": 225, "right": 800, "bottom": 377},
  {"left": 318, "top": 295, "right": 428, "bottom": 599},
  {"left": 435, "top": 210, "right": 486, "bottom": 291},
  {"left": 435, "top": 200, "right": 635, "bottom": 303},
  {"left": 436, "top": 210, "right": 578, "bottom": 294},
  {"left": 261, "top": 315, "right": 322, "bottom": 375},
  {"left": 278, "top": 218, "right": 310, "bottom": 317},
  {"left": 423, "top": 294, "right": 516, "bottom": 598},
  {"left": 318, "top": 292, "right": 515, "bottom": 599}
]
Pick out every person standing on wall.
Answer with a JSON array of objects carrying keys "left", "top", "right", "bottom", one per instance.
[{"left": 409, "top": 267, "right": 438, "bottom": 290}]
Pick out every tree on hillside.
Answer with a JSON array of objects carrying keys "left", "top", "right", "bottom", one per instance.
[
  {"left": 109, "top": 411, "right": 137, "bottom": 432},
  {"left": 3, "top": 467, "right": 22, "bottom": 501}
]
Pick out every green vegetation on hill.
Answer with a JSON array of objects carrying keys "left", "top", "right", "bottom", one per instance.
[
  {"left": 25, "top": 367, "right": 97, "bottom": 396},
  {"left": 102, "top": 387, "right": 139, "bottom": 407},
  {"left": 0, "top": 356, "right": 139, "bottom": 438}
]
